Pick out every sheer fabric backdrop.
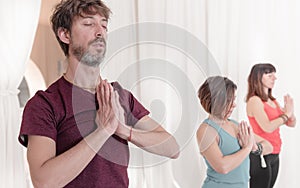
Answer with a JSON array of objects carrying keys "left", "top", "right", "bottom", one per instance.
[
  {"left": 2, "top": 0, "right": 299, "bottom": 187},
  {"left": 0, "top": 0, "right": 41, "bottom": 187},
  {"left": 105, "top": 0, "right": 300, "bottom": 187}
]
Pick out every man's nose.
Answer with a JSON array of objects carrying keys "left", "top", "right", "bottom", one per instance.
[{"left": 95, "top": 24, "right": 105, "bottom": 38}]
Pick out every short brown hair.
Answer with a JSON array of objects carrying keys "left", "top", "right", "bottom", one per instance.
[
  {"left": 51, "top": 0, "right": 112, "bottom": 56},
  {"left": 246, "top": 63, "right": 276, "bottom": 102},
  {"left": 198, "top": 76, "right": 237, "bottom": 119}
]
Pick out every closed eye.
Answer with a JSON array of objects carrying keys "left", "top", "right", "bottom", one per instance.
[{"left": 102, "top": 25, "right": 107, "bottom": 30}]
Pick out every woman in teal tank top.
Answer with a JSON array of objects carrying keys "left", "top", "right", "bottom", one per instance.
[{"left": 196, "top": 76, "right": 255, "bottom": 188}]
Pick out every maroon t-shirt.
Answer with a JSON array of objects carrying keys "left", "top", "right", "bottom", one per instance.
[{"left": 18, "top": 77, "right": 149, "bottom": 188}]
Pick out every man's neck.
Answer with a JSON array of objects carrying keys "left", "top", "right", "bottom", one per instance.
[{"left": 64, "top": 58, "right": 101, "bottom": 92}]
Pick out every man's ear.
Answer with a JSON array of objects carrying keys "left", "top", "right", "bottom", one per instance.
[{"left": 57, "top": 27, "right": 70, "bottom": 44}]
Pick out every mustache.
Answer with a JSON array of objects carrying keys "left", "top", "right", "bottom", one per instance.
[{"left": 88, "top": 37, "right": 106, "bottom": 46}]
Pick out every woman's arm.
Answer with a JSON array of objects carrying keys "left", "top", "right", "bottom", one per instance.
[
  {"left": 286, "top": 114, "right": 296, "bottom": 127},
  {"left": 196, "top": 123, "right": 252, "bottom": 174},
  {"left": 283, "top": 95, "right": 296, "bottom": 127},
  {"left": 247, "top": 96, "right": 285, "bottom": 133}
]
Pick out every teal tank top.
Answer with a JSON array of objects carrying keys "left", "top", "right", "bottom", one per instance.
[{"left": 202, "top": 119, "right": 250, "bottom": 188}]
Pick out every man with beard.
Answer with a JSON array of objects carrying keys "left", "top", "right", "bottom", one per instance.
[{"left": 18, "top": 0, "right": 179, "bottom": 187}]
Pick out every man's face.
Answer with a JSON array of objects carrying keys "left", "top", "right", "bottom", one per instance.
[{"left": 70, "top": 13, "right": 108, "bottom": 67}]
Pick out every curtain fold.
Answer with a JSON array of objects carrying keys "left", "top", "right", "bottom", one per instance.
[
  {"left": 12, "top": 0, "right": 298, "bottom": 187},
  {"left": 0, "top": 1, "right": 41, "bottom": 187},
  {"left": 104, "top": 0, "right": 208, "bottom": 187},
  {"left": 202, "top": 1, "right": 300, "bottom": 187},
  {"left": 105, "top": 1, "right": 300, "bottom": 187}
]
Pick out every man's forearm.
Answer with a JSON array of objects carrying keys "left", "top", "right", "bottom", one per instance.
[{"left": 130, "top": 128, "right": 180, "bottom": 158}]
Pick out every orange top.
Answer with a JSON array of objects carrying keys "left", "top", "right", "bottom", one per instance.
[{"left": 248, "top": 100, "right": 283, "bottom": 154}]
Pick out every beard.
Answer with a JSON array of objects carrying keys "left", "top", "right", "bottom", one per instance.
[{"left": 72, "top": 37, "right": 106, "bottom": 67}]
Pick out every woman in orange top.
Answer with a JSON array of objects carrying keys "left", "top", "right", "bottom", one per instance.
[{"left": 246, "top": 63, "right": 296, "bottom": 188}]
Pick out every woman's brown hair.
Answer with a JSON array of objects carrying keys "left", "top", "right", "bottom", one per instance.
[
  {"left": 198, "top": 76, "right": 237, "bottom": 119},
  {"left": 246, "top": 63, "right": 276, "bottom": 102}
]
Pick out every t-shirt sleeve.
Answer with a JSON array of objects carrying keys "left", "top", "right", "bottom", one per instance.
[
  {"left": 127, "top": 92, "right": 150, "bottom": 126},
  {"left": 18, "top": 92, "right": 57, "bottom": 147},
  {"left": 112, "top": 82, "right": 150, "bottom": 127}
]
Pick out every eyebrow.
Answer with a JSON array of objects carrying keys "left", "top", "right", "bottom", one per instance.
[{"left": 80, "top": 15, "right": 108, "bottom": 22}]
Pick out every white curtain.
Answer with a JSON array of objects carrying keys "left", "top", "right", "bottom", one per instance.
[
  {"left": 203, "top": 1, "right": 300, "bottom": 187},
  {"left": 104, "top": 0, "right": 208, "bottom": 187},
  {"left": 0, "top": 1, "right": 41, "bottom": 187},
  {"left": 103, "top": 0, "right": 300, "bottom": 187},
  {"left": 7, "top": 0, "right": 297, "bottom": 187}
]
